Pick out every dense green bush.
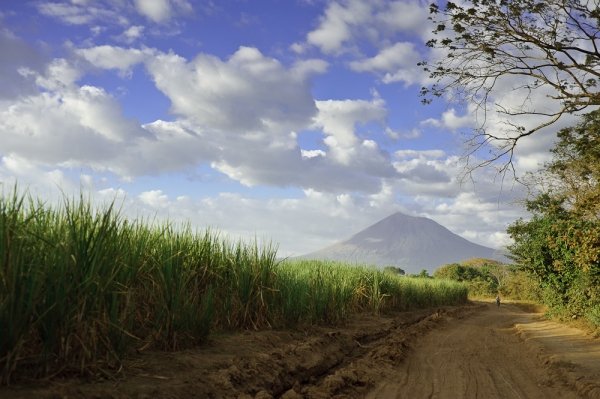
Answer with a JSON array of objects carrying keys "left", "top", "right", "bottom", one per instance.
[
  {"left": 508, "top": 110, "right": 600, "bottom": 329},
  {"left": 434, "top": 260, "right": 498, "bottom": 297}
]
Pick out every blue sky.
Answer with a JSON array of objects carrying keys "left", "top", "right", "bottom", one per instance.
[{"left": 0, "top": 0, "right": 556, "bottom": 256}]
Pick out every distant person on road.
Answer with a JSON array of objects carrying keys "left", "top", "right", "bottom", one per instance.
[{"left": 495, "top": 294, "right": 501, "bottom": 308}]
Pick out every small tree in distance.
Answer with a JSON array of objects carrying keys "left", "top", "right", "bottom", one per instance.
[{"left": 383, "top": 266, "right": 405, "bottom": 275}]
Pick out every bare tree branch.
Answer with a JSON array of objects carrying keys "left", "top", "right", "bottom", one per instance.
[{"left": 422, "top": 0, "right": 600, "bottom": 175}]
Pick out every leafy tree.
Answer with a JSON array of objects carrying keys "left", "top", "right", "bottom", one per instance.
[
  {"left": 433, "top": 261, "right": 500, "bottom": 297},
  {"left": 422, "top": 0, "right": 600, "bottom": 171},
  {"left": 501, "top": 266, "right": 542, "bottom": 301},
  {"left": 413, "top": 269, "right": 432, "bottom": 278},
  {"left": 434, "top": 263, "right": 483, "bottom": 282},
  {"left": 383, "top": 266, "right": 405, "bottom": 275},
  {"left": 460, "top": 258, "right": 503, "bottom": 268},
  {"left": 547, "top": 110, "right": 600, "bottom": 218},
  {"left": 508, "top": 111, "right": 600, "bottom": 323}
]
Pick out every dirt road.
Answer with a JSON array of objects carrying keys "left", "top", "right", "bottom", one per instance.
[
  {"left": 3, "top": 302, "right": 600, "bottom": 398},
  {"left": 367, "top": 302, "right": 600, "bottom": 398}
]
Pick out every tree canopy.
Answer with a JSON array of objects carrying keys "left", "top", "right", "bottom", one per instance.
[
  {"left": 507, "top": 110, "right": 600, "bottom": 324},
  {"left": 423, "top": 0, "right": 600, "bottom": 172}
]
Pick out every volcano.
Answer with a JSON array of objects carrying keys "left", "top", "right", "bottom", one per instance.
[{"left": 301, "top": 212, "right": 505, "bottom": 274}]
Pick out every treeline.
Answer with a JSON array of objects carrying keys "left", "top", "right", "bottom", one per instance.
[
  {"left": 433, "top": 258, "right": 540, "bottom": 300},
  {"left": 507, "top": 111, "right": 600, "bottom": 328},
  {"left": 436, "top": 112, "right": 600, "bottom": 331}
]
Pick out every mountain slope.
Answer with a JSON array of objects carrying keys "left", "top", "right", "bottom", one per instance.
[{"left": 301, "top": 212, "right": 505, "bottom": 274}]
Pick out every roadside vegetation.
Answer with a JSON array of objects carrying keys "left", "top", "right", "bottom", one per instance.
[
  {"left": 0, "top": 189, "right": 467, "bottom": 384},
  {"left": 433, "top": 258, "right": 540, "bottom": 301},
  {"left": 436, "top": 112, "right": 600, "bottom": 333},
  {"left": 426, "top": 1, "right": 600, "bottom": 334},
  {"left": 507, "top": 111, "right": 600, "bottom": 330}
]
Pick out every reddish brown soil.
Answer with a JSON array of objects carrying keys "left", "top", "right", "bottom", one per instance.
[{"left": 2, "top": 302, "right": 599, "bottom": 398}]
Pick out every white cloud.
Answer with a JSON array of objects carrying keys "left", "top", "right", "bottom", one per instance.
[
  {"left": 0, "top": 154, "right": 79, "bottom": 201},
  {"left": 301, "top": 149, "right": 326, "bottom": 159},
  {"left": 313, "top": 97, "right": 387, "bottom": 164},
  {"left": 292, "top": 59, "right": 329, "bottom": 79},
  {"left": 350, "top": 42, "right": 425, "bottom": 85},
  {"left": 0, "top": 45, "right": 400, "bottom": 193},
  {"left": 37, "top": 1, "right": 128, "bottom": 26},
  {"left": 350, "top": 42, "right": 416, "bottom": 72},
  {"left": 385, "top": 127, "right": 421, "bottom": 140},
  {"left": 120, "top": 25, "right": 145, "bottom": 43},
  {"left": 290, "top": 42, "right": 307, "bottom": 54},
  {"left": 395, "top": 149, "right": 446, "bottom": 159},
  {"left": 304, "top": 0, "right": 433, "bottom": 56},
  {"left": 139, "top": 189, "right": 169, "bottom": 208},
  {"left": 37, "top": 0, "right": 193, "bottom": 27},
  {"left": 421, "top": 107, "right": 476, "bottom": 131},
  {"left": 134, "top": 0, "right": 172, "bottom": 23},
  {"left": 307, "top": 0, "right": 372, "bottom": 54},
  {"left": 376, "top": 1, "right": 431, "bottom": 38},
  {"left": 146, "top": 46, "right": 321, "bottom": 133},
  {"left": 0, "top": 59, "right": 148, "bottom": 174},
  {"left": 77, "top": 45, "right": 153, "bottom": 74},
  {"left": 139, "top": 49, "right": 398, "bottom": 191},
  {"left": 33, "top": 58, "right": 82, "bottom": 90}
]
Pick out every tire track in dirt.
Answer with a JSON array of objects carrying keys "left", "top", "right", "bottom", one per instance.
[
  {"left": 2, "top": 302, "right": 599, "bottom": 398},
  {"left": 0, "top": 306, "right": 460, "bottom": 399},
  {"left": 365, "top": 302, "right": 597, "bottom": 399}
]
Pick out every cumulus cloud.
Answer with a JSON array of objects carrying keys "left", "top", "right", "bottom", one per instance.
[
  {"left": 350, "top": 42, "right": 417, "bottom": 72},
  {"left": 134, "top": 0, "right": 172, "bottom": 23},
  {"left": 119, "top": 25, "right": 145, "bottom": 43},
  {"left": 375, "top": 1, "right": 430, "bottom": 37},
  {"left": 0, "top": 58, "right": 149, "bottom": 174},
  {"left": 307, "top": 0, "right": 372, "bottom": 54},
  {"left": 385, "top": 127, "right": 421, "bottom": 140},
  {"left": 393, "top": 150, "right": 456, "bottom": 194},
  {"left": 138, "top": 189, "right": 170, "bottom": 207},
  {"left": 350, "top": 42, "right": 425, "bottom": 85},
  {"left": 77, "top": 45, "right": 153, "bottom": 74},
  {"left": 313, "top": 96, "right": 387, "bottom": 164},
  {"left": 300, "top": 1, "right": 435, "bottom": 87},
  {"left": 304, "top": 1, "right": 432, "bottom": 54},
  {"left": 146, "top": 46, "right": 322, "bottom": 133},
  {"left": 421, "top": 107, "right": 476, "bottom": 131},
  {"left": 1, "top": 44, "right": 400, "bottom": 193}
]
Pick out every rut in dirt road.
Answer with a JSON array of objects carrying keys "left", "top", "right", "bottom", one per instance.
[
  {"left": 3, "top": 303, "right": 599, "bottom": 399},
  {"left": 366, "top": 303, "right": 591, "bottom": 399}
]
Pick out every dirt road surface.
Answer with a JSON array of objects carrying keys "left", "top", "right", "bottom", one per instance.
[
  {"left": 2, "top": 302, "right": 599, "bottom": 398},
  {"left": 367, "top": 302, "right": 600, "bottom": 399}
]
